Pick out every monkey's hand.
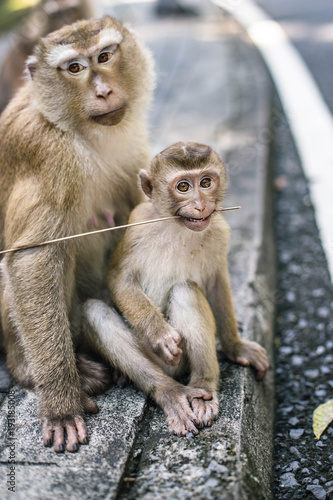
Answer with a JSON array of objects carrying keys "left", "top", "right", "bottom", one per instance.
[
  {"left": 149, "top": 327, "right": 183, "bottom": 366},
  {"left": 42, "top": 396, "right": 98, "bottom": 453},
  {"left": 234, "top": 340, "right": 269, "bottom": 381}
]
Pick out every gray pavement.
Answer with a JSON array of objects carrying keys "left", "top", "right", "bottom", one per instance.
[{"left": 0, "top": 1, "right": 275, "bottom": 498}]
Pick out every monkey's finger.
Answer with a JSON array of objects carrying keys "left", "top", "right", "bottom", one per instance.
[
  {"left": 166, "top": 341, "right": 182, "bottom": 357},
  {"left": 83, "top": 395, "right": 99, "bottom": 414},
  {"left": 170, "top": 330, "right": 181, "bottom": 346},
  {"left": 65, "top": 423, "right": 79, "bottom": 452},
  {"left": 42, "top": 420, "right": 53, "bottom": 447},
  {"left": 163, "top": 346, "right": 182, "bottom": 366},
  {"left": 53, "top": 425, "right": 65, "bottom": 453},
  {"left": 74, "top": 416, "right": 89, "bottom": 445}
]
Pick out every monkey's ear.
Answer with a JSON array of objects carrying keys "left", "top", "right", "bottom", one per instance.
[
  {"left": 26, "top": 56, "right": 38, "bottom": 79},
  {"left": 139, "top": 170, "right": 153, "bottom": 198}
]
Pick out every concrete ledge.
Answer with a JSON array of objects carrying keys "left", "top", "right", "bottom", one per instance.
[{"left": 0, "top": 2, "right": 275, "bottom": 499}]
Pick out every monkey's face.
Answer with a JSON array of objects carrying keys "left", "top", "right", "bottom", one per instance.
[
  {"left": 167, "top": 169, "right": 221, "bottom": 232},
  {"left": 143, "top": 143, "right": 227, "bottom": 232},
  {"left": 58, "top": 42, "right": 127, "bottom": 127},
  {"left": 27, "top": 17, "right": 154, "bottom": 130}
]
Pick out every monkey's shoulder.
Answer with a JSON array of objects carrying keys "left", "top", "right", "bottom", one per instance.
[
  {"left": 0, "top": 88, "right": 71, "bottom": 166},
  {"left": 127, "top": 201, "right": 156, "bottom": 224}
]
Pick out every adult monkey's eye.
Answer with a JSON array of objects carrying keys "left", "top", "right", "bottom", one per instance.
[
  {"left": 68, "top": 62, "right": 85, "bottom": 74},
  {"left": 98, "top": 52, "right": 112, "bottom": 64},
  {"left": 200, "top": 177, "right": 212, "bottom": 188},
  {"left": 177, "top": 181, "right": 190, "bottom": 192}
]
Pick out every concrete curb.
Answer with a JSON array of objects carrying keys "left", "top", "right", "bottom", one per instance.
[{"left": 0, "top": 2, "right": 275, "bottom": 498}]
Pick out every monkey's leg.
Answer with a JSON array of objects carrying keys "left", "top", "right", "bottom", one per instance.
[
  {"left": 168, "top": 282, "right": 220, "bottom": 428},
  {"left": 83, "top": 299, "right": 212, "bottom": 436},
  {"left": 208, "top": 265, "right": 269, "bottom": 380},
  {"left": 1, "top": 286, "right": 34, "bottom": 385},
  {"left": 2, "top": 243, "right": 95, "bottom": 453}
]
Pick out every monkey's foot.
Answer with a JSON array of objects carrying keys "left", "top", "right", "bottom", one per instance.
[
  {"left": 191, "top": 397, "right": 219, "bottom": 428},
  {"left": 235, "top": 340, "right": 269, "bottom": 380},
  {"left": 157, "top": 386, "right": 212, "bottom": 436},
  {"left": 42, "top": 396, "right": 98, "bottom": 453}
]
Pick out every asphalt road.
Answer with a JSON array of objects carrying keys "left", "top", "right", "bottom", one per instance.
[{"left": 256, "top": 0, "right": 333, "bottom": 114}]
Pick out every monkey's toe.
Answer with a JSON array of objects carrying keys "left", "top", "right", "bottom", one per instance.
[
  {"left": 185, "top": 387, "right": 212, "bottom": 403},
  {"left": 53, "top": 425, "right": 66, "bottom": 453},
  {"left": 191, "top": 398, "right": 219, "bottom": 428},
  {"left": 235, "top": 356, "right": 251, "bottom": 367},
  {"left": 42, "top": 420, "right": 54, "bottom": 448},
  {"left": 234, "top": 340, "right": 270, "bottom": 380},
  {"left": 41, "top": 414, "right": 90, "bottom": 453},
  {"left": 74, "top": 416, "right": 89, "bottom": 445},
  {"left": 164, "top": 396, "right": 200, "bottom": 436},
  {"left": 66, "top": 423, "right": 80, "bottom": 452}
]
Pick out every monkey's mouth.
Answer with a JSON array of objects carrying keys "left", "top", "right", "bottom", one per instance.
[
  {"left": 180, "top": 213, "right": 213, "bottom": 232},
  {"left": 91, "top": 105, "right": 126, "bottom": 126},
  {"left": 185, "top": 215, "right": 210, "bottom": 223}
]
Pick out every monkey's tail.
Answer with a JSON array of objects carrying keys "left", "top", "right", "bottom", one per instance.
[
  {"left": 77, "top": 353, "right": 113, "bottom": 396},
  {"left": 77, "top": 353, "right": 129, "bottom": 395}
]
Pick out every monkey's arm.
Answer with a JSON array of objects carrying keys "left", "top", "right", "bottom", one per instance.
[
  {"left": 108, "top": 256, "right": 182, "bottom": 367},
  {"left": 2, "top": 183, "right": 94, "bottom": 452},
  {"left": 207, "top": 262, "right": 269, "bottom": 380},
  {"left": 206, "top": 223, "right": 269, "bottom": 380}
]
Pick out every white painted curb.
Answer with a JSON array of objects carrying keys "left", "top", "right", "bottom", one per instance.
[{"left": 213, "top": 0, "right": 333, "bottom": 283}]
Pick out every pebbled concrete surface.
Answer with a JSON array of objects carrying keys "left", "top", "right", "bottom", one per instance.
[
  {"left": 0, "top": 1, "right": 275, "bottom": 498},
  {"left": 272, "top": 94, "right": 333, "bottom": 499}
]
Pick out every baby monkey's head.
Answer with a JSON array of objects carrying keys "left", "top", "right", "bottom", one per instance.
[{"left": 140, "top": 142, "right": 227, "bottom": 232}]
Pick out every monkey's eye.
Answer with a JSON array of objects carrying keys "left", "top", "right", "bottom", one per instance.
[
  {"left": 68, "top": 62, "right": 86, "bottom": 74},
  {"left": 177, "top": 181, "right": 190, "bottom": 192},
  {"left": 98, "top": 52, "right": 112, "bottom": 64},
  {"left": 200, "top": 177, "right": 212, "bottom": 188}
]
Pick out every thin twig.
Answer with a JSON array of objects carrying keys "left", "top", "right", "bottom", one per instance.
[{"left": 0, "top": 206, "right": 241, "bottom": 256}]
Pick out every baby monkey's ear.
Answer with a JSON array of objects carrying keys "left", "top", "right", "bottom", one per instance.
[{"left": 139, "top": 170, "right": 153, "bottom": 198}]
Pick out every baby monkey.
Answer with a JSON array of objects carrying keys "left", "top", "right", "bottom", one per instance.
[{"left": 88, "top": 142, "right": 269, "bottom": 435}]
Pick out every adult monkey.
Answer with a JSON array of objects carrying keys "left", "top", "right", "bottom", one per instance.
[{"left": 0, "top": 16, "right": 155, "bottom": 452}]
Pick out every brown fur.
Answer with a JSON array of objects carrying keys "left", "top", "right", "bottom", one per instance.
[{"left": 0, "top": 16, "right": 154, "bottom": 452}]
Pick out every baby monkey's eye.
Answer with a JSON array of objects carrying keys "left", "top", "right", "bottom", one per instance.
[
  {"left": 177, "top": 181, "right": 190, "bottom": 192},
  {"left": 200, "top": 177, "right": 212, "bottom": 188},
  {"left": 98, "top": 52, "right": 112, "bottom": 64},
  {"left": 68, "top": 62, "right": 86, "bottom": 74}
]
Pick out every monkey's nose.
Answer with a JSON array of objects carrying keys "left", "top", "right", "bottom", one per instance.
[
  {"left": 96, "top": 88, "right": 112, "bottom": 99},
  {"left": 194, "top": 204, "right": 206, "bottom": 212}
]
